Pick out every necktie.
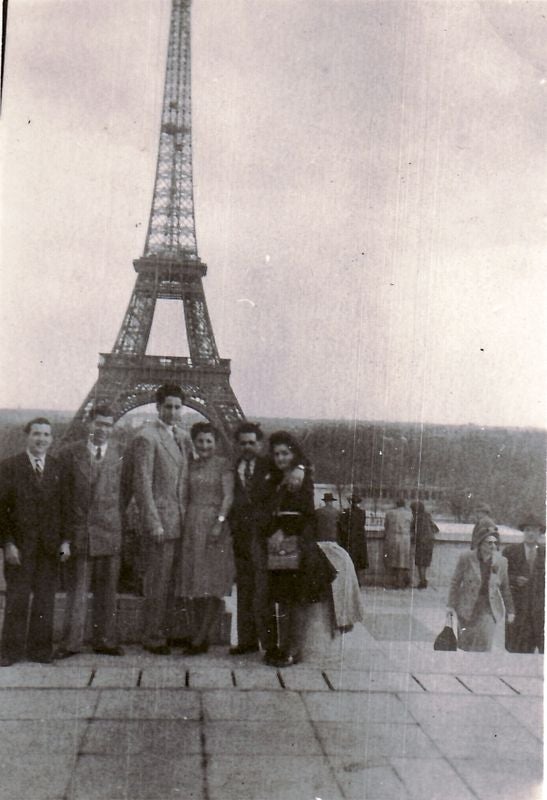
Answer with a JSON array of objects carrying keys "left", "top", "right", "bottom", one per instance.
[
  {"left": 172, "top": 427, "right": 182, "bottom": 453},
  {"left": 95, "top": 447, "right": 102, "bottom": 461},
  {"left": 243, "top": 459, "right": 252, "bottom": 488},
  {"left": 34, "top": 458, "right": 43, "bottom": 480}
]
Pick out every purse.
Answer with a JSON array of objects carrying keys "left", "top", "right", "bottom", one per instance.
[
  {"left": 267, "top": 531, "right": 301, "bottom": 571},
  {"left": 433, "top": 612, "right": 458, "bottom": 651}
]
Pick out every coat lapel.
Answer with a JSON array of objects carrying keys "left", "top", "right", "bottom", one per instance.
[{"left": 157, "top": 422, "right": 183, "bottom": 464}]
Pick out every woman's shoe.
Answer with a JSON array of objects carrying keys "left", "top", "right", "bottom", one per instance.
[
  {"left": 183, "top": 641, "right": 209, "bottom": 655},
  {"left": 263, "top": 648, "right": 281, "bottom": 666},
  {"left": 273, "top": 652, "right": 300, "bottom": 668},
  {"left": 418, "top": 580, "right": 428, "bottom": 589}
]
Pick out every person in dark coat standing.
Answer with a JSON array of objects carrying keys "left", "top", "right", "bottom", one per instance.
[
  {"left": 337, "top": 494, "right": 368, "bottom": 583},
  {"left": 0, "top": 418, "right": 71, "bottom": 666},
  {"left": 56, "top": 405, "right": 127, "bottom": 659},
  {"left": 315, "top": 492, "right": 340, "bottom": 543},
  {"left": 503, "top": 513, "right": 545, "bottom": 653},
  {"left": 410, "top": 500, "right": 438, "bottom": 589}
]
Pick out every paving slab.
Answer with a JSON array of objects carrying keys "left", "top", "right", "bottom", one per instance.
[
  {"left": 0, "top": 688, "right": 99, "bottom": 719},
  {"left": 0, "top": 753, "right": 75, "bottom": 800},
  {"left": 233, "top": 666, "right": 282, "bottom": 690},
  {"left": 455, "top": 674, "right": 518, "bottom": 695},
  {"left": 329, "top": 757, "right": 408, "bottom": 800},
  {"left": 325, "top": 668, "right": 423, "bottom": 693},
  {"left": 92, "top": 667, "right": 141, "bottom": 688},
  {"left": 140, "top": 666, "right": 188, "bottom": 688},
  {"left": 451, "top": 756, "right": 543, "bottom": 800},
  {"left": 0, "top": 664, "right": 93, "bottom": 688},
  {"left": 205, "top": 755, "right": 344, "bottom": 800},
  {"left": 391, "top": 757, "right": 477, "bottom": 800},
  {"left": 67, "top": 753, "right": 204, "bottom": 800},
  {"left": 499, "top": 675, "right": 543, "bottom": 696},
  {"left": 93, "top": 688, "right": 200, "bottom": 719},
  {"left": 188, "top": 667, "right": 233, "bottom": 689},
  {"left": 416, "top": 717, "right": 543, "bottom": 761},
  {"left": 412, "top": 673, "right": 471, "bottom": 694},
  {"left": 0, "top": 719, "right": 87, "bottom": 755},
  {"left": 278, "top": 667, "right": 330, "bottom": 691},
  {"left": 202, "top": 688, "right": 308, "bottom": 722},
  {"left": 402, "top": 692, "right": 518, "bottom": 731},
  {"left": 80, "top": 719, "right": 202, "bottom": 755},
  {"left": 303, "top": 690, "right": 414, "bottom": 723},
  {"left": 493, "top": 695, "right": 544, "bottom": 740},
  {"left": 204, "top": 720, "right": 322, "bottom": 756},
  {"left": 314, "top": 721, "right": 441, "bottom": 763}
]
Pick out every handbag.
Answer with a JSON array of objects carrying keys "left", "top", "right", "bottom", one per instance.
[
  {"left": 433, "top": 612, "right": 458, "bottom": 651},
  {"left": 267, "top": 531, "right": 301, "bottom": 571}
]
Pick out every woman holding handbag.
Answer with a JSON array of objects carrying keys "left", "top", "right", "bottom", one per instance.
[
  {"left": 260, "top": 431, "right": 333, "bottom": 668},
  {"left": 447, "top": 525, "right": 515, "bottom": 651}
]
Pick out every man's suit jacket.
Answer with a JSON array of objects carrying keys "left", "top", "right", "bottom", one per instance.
[
  {"left": 503, "top": 543, "right": 545, "bottom": 618},
  {"left": 229, "top": 456, "right": 271, "bottom": 550},
  {"left": 448, "top": 550, "right": 514, "bottom": 623},
  {"left": 132, "top": 420, "right": 190, "bottom": 540},
  {"left": 0, "top": 451, "right": 63, "bottom": 558},
  {"left": 59, "top": 440, "right": 126, "bottom": 558}
]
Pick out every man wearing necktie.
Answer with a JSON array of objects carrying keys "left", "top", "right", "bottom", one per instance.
[
  {"left": 133, "top": 384, "right": 191, "bottom": 655},
  {"left": 0, "top": 418, "right": 70, "bottom": 666},
  {"left": 504, "top": 513, "right": 545, "bottom": 653},
  {"left": 56, "top": 404, "right": 128, "bottom": 659}
]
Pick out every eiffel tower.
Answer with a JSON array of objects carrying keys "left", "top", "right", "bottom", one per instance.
[{"left": 66, "top": 0, "right": 244, "bottom": 442}]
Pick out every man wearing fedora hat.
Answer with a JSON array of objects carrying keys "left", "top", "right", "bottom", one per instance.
[
  {"left": 338, "top": 494, "right": 368, "bottom": 582},
  {"left": 503, "top": 513, "right": 545, "bottom": 653},
  {"left": 315, "top": 492, "right": 340, "bottom": 543}
]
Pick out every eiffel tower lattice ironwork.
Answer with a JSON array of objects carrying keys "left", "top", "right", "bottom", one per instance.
[{"left": 66, "top": 0, "right": 244, "bottom": 442}]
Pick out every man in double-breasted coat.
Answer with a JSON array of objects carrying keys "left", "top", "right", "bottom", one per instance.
[
  {"left": 133, "top": 384, "right": 191, "bottom": 654},
  {"left": 0, "top": 418, "right": 70, "bottom": 666},
  {"left": 56, "top": 405, "right": 128, "bottom": 658},
  {"left": 504, "top": 513, "right": 545, "bottom": 653}
]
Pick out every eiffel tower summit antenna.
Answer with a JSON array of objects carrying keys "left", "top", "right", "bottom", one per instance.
[{"left": 66, "top": 0, "right": 244, "bottom": 442}]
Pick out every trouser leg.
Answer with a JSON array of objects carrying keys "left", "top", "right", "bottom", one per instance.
[
  {"left": 92, "top": 555, "right": 121, "bottom": 648},
  {"left": 142, "top": 540, "right": 175, "bottom": 647},
  {"left": 1, "top": 561, "right": 33, "bottom": 662},
  {"left": 62, "top": 555, "right": 92, "bottom": 652},
  {"left": 234, "top": 543, "right": 258, "bottom": 648},
  {"left": 27, "top": 552, "right": 58, "bottom": 660},
  {"left": 252, "top": 536, "right": 277, "bottom": 652}
]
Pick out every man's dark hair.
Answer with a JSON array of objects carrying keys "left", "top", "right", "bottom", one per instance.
[
  {"left": 190, "top": 421, "right": 218, "bottom": 442},
  {"left": 156, "top": 384, "right": 185, "bottom": 405},
  {"left": 24, "top": 417, "right": 51, "bottom": 434},
  {"left": 234, "top": 421, "right": 264, "bottom": 442},
  {"left": 88, "top": 403, "right": 114, "bottom": 421}
]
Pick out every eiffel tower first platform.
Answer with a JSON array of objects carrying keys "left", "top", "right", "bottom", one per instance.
[{"left": 66, "top": 0, "right": 244, "bottom": 442}]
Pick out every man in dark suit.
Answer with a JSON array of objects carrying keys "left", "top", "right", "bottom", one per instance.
[
  {"left": 133, "top": 384, "right": 191, "bottom": 655},
  {"left": 56, "top": 405, "right": 127, "bottom": 659},
  {"left": 228, "top": 422, "right": 274, "bottom": 657},
  {"left": 504, "top": 513, "right": 545, "bottom": 653},
  {"left": 338, "top": 493, "right": 368, "bottom": 584},
  {"left": 0, "top": 418, "right": 70, "bottom": 666}
]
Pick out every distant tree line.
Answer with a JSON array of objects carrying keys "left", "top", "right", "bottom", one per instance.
[{"left": 0, "top": 412, "right": 544, "bottom": 528}]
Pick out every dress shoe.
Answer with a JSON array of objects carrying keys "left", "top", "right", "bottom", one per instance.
[
  {"left": 183, "top": 641, "right": 209, "bottom": 655},
  {"left": 143, "top": 644, "right": 171, "bottom": 656},
  {"left": 93, "top": 645, "right": 125, "bottom": 657},
  {"left": 167, "top": 637, "right": 192, "bottom": 648},
  {"left": 418, "top": 580, "right": 428, "bottom": 590},
  {"left": 272, "top": 652, "right": 300, "bottom": 668},
  {"left": 28, "top": 656, "right": 55, "bottom": 665},
  {"left": 263, "top": 648, "right": 281, "bottom": 666},
  {"left": 0, "top": 656, "right": 18, "bottom": 667},
  {"left": 55, "top": 648, "right": 80, "bottom": 660},
  {"left": 229, "top": 644, "right": 259, "bottom": 656}
]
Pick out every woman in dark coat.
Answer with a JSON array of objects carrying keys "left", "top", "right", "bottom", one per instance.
[
  {"left": 410, "top": 500, "right": 438, "bottom": 589},
  {"left": 259, "top": 431, "right": 333, "bottom": 668}
]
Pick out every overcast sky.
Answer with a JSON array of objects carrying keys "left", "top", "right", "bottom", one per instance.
[{"left": 1, "top": 0, "right": 545, "bottom": 427}]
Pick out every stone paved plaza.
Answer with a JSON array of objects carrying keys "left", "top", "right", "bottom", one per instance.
[{"left": 0, "top": 588, "right": 543, "bottom": 800}]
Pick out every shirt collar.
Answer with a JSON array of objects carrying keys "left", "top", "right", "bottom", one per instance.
[
  {"left": 87, "top": 440, "right": 108, "bottom": 457},
  {"left": 27, "top": 451, "right": 45, "bottom": 466}
]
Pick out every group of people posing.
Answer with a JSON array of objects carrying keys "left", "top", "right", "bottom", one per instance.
[
  {"left": 0, "top": 382, "right": 543, "bottom": 666},
  {"left": 0, "top": 383, "right": 363, "bottom": 668}
]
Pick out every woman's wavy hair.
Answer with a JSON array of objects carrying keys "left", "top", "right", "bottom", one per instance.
[{"left": 268, "top": 430, "right": 307, "bottom": 466}]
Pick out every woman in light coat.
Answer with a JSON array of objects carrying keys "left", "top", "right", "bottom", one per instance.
[{"left": 447, "top": 525, "right": 515, "bottom": 651}]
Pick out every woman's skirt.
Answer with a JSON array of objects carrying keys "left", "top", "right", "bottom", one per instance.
[{"left": 457, "top": 597, "right": 496, "bottom": 652}]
